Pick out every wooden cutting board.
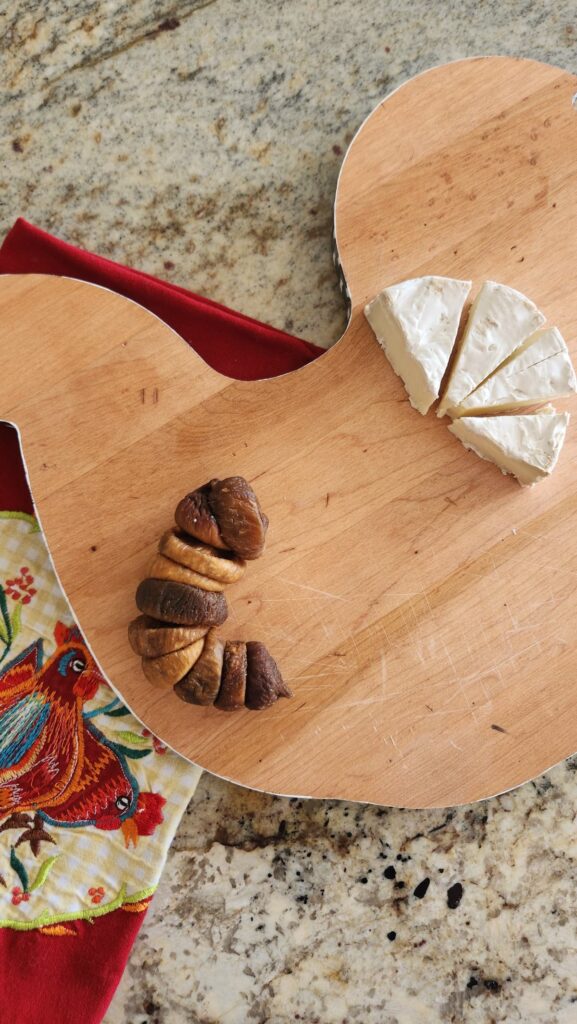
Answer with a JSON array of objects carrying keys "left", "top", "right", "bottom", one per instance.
[{"left": 2, "top": 56, "right": 577, "bottom": 808}]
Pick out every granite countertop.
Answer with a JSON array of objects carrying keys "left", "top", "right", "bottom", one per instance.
[{"left": 5, "top": 1, "right": 577, "bottom": 1021}]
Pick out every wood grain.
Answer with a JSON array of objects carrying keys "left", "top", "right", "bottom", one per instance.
[{"left": 2, "top": 57, "right": 577, "bottom": 807}]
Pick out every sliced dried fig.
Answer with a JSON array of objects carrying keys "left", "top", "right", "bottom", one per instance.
[
  {"left": 128, "top": 615, "right": 207, "bottom": 657},
  {"left": 141, "top": 637, "right": 205, "bottom": 689},
  {"left": 175, "top": 484, "right": 226, "bottom": 550},
  {"left": 214, "top": 640, "right": 247, "bottom": 711},
  {"left": 148, "top": 553, "right": 224, "bottom": 592},
  {"left": 174, "top": 628, "right": 225, "bottom": 705},
  {"left": 245, "top": 641, "right": 292, "bottom": 710},
  {"left": 136, "top": 578, "right": 228, "bottom": 627},
  {"left": 209, "top": 477, "right": 268, "bottom": 559},
  {"left": 159, "top": 529, "right": 245, "bottom": 584}
]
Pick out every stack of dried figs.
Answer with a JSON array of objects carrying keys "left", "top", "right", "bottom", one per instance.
[{"left": 128, "top": 477, "right": 292, "bottom": 711}]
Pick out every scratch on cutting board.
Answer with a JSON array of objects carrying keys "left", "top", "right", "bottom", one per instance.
[
  {"left": 343, "top": 696, "right": 386, "bottom": 708},
  {"left": 426, "top": 707, "right": 468, "bottom": 717},
  {"left": 279, "top": 577, "right": 351, "bottom": 602},
  {"left": 439, "top": 637, "right": 459, "bottom": 680},
  {"left": 504, "top": 623, "right": 539, "bottom": 638},
  {"left": 286, "top": 671, "right": 335, "bottom": 680},
  {"left": 320, "top": 620, "right": 334, "bottom": 640},
  {"left": 380, "top": 652, "right": 387, "bottom": 693},
  {"left": 506, "top": 547, "right": 577, "bottom": 580},
  {"left": 385, "top": 735, "right": 410, "bottom": 771},
  {"left": 349, "top": 633, "right": 363, "bottom": 665}
]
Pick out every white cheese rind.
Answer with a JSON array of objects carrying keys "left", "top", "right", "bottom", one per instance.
[
  {"left": 438, "top": 281, "right": 545, "bottom": 417},
  {"left": 454, "top": 327, "right": 577, "bottom": 416},
  {"left": 449, "top": 408, "right": 569, "bottom": 486},
  {"left": 365, "top": 276, "right": 471, "bottom": 415}
]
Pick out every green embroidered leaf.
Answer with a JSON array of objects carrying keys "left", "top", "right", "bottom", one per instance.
[
  {"left": 0, "top": 640, "right": 10, "bottom": 668},
  {"left": 0, "top": 587, "right": 11, "bottom": 646},
  {"left": 113, "top": 730, "right": 149, "bottom": 746},
  {"left": 106, "top": 706, "right": 131, "bottom": 718},
  {"left": 10, "top": 846, "right": 28, "bottom": 892},
  {"left": 10, "top": 600, "right": 22, "bottom": 642},
  {"left": 29, "top": 855, "right": 59, "bottom": 892},
  {"left": 112, "top": 744, "right": 151, "bottom": 760}
]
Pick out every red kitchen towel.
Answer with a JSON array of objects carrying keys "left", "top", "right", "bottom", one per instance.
[
  {"left": 0, "top": 218, "right": 324, "bottom": 380},
  {"left": 0, "top": 219, "right": 325, "bottom": 1024}
]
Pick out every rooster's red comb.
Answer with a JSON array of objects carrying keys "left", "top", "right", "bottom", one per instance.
[{"left": 54, "top": 621, "right": 83, "bottom": 647}]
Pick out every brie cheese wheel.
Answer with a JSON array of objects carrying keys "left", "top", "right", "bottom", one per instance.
[
  {"left": 365, "top": 276, "right": 471, "bottom": 415},
  {"left": 449, "top": 407, "right": 569, "bottom": 485},
  {"left": 454, "top": 327, "right": 577, "bottom": 416},
  {"left": 438, "top": 281, "right": 545, "bottom": 417}
]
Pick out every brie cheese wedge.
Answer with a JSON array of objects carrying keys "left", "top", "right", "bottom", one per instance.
[
  {"left": 365, "top": 276, "right": 471, "bottom": 415},
  {"left": 454, "top": 327, "right": 577, "bottom": 416},
  {"left": 438, "top": 281, "right": 545, "bottom": 417},
  {"left": 449, "top": 407, "right": 569, "bottom": 486}
]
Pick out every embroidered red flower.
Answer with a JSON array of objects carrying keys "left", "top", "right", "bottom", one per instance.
[
  {"left": 134, "top": 792, "right": 166, "bottom": 836},
  {"left": 5, "top": 568, "right": 37, "bottom": 603},
  {"left": 141, "top": 728, "right": 167, "bottom": 755},
  {"left": 88, "top": 886, "right": 105, "bottom": 905},
  {"left": 11, "top": 887, "right": 30, "bottom": 906}
]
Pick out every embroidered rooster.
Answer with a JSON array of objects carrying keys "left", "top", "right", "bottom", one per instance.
[{"left": 0, "top": 622, "right": 165, "bottom": 846}]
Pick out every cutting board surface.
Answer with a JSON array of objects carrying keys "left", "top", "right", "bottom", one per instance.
[{"left": 3, "top": 57, "right": 577, "bottom": 807}]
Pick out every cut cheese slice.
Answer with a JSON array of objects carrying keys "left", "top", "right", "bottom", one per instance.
[
  {"left": 449, "top": 407, "right": 569, "bottom": 486},
  {"left": 438, "top": 281, "right": 545, "bottom": 417},
  {"left": 454, "top": 327, "right": 577, "bottom": 416},
  {"left": 365, "top": 276, "right": 471, "bottom": 415}
]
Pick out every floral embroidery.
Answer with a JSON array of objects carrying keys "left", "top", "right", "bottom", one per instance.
[
  {"left": 11, "top": 887, "right": 29, "bottom": 906},
  {"left": 4, "top": 885, "right": 156, "bottom": 932},
  {"left": 0, "top": 568, "right": 37, "bottom": 668},
  {"left": 5, "top": 568, "right": 36, "bottom": 604},
  {"left": 87, "top": 886, "right": 105, "bottom": 905},
  {"left": 5, "top": 845, "right": 59, "bottom": 901}
]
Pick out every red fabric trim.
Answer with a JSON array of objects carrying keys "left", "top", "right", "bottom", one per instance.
[
  {"left": 0, "top": 906, "right": 146, "bottom": 1024},
  {"left": 0, "top": 219, "right": 324, "bottom": 380},
  {"left": 0, "top": 423, "right": 33, "bottom": 515}
]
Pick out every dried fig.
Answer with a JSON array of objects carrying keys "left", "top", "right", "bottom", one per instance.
[
  {"left": 175, "top": 484, "right": 226, "bottom": 550},
  {"left": 141, "top": 637, "right": 205, "bottom": 689},
  {"left": 174, "top": 628, "right": 225, "bottom": 705},
  {"left": 209, "top": 477, "right": 268, "bottom": 559},
  {"left": 159, "top": 529, "right": 245, "bottom": 584},
  {"left": 136, "top": 578, "right": 228, "bottom": 627},
  {"left": 245, "top": 641, "right": 292, "bottom": 710},
  {"left": 214, "top": 640, "right": 247, "bottom": 711},
  {"left": 148, "top": 553, "right": 224, "bottom": 592},
  {"left": 128, "top": 615, "right": 207, "bottom": 657},
  {"left": 175, "top": 477, "right": 268, "bottom": 559}
]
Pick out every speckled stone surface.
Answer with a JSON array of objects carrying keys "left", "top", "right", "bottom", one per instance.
[{"left": 5, "top": 1, "right": 577, "bottom": 1021}]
